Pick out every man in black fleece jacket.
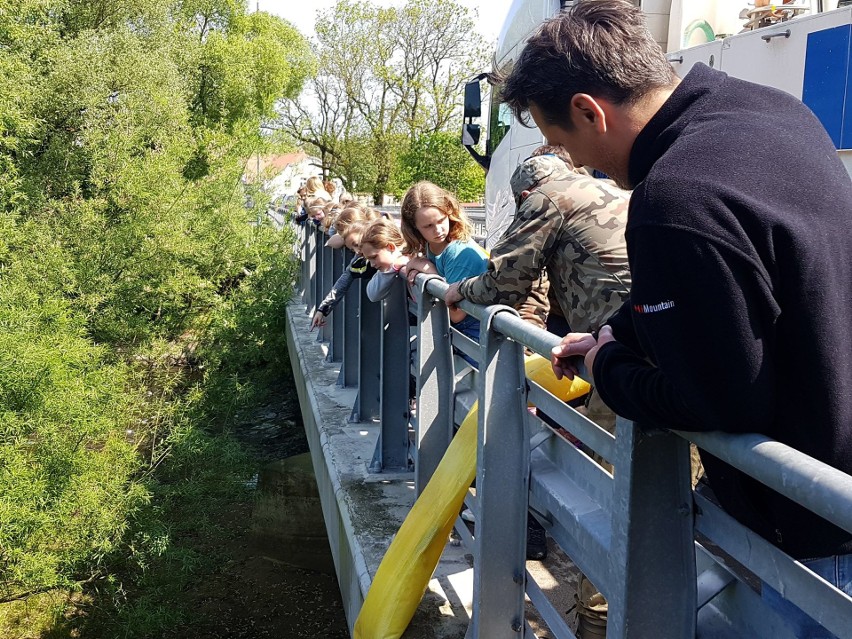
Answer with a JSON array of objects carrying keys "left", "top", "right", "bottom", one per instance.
[{"left": 500, "top": 0, "right": 852, "bottom": 601}]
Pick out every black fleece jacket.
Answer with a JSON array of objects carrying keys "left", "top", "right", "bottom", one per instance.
[{"left": 595, "top": 64, "right": 852, "bottom": 559}]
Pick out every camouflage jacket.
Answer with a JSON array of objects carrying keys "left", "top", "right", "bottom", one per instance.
[{"left": 458, "top": 172, "right": 632, "bottom": 333}]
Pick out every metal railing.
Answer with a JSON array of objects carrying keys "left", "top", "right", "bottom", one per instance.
[{"left": 294, "top": 220, "right": 852, "bottom": 639}]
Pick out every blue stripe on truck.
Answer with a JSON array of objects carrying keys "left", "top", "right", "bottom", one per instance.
[{"left": 802, "top": 24, "right": 851, "bottom": 149}]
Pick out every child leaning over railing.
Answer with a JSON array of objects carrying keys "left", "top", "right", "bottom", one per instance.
[
  {"left": 359, "top": 216, "right": 418, "bottom": 409},
  {"left": 310, "top": 215, "right": 377, "bottom": 331},
  {"left": 400, "top": 181, "right": 488, "bottom": 353},
  {"left": 360, "top": 218, "right": 410, "bottom": 302}
]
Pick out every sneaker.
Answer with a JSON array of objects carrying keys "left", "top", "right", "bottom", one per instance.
[
  {"left": 526, "top": 515, "right": 547, "bottom": 560},
  {"left": 460, "top": 508, "right": 476, "bottom": 523}
]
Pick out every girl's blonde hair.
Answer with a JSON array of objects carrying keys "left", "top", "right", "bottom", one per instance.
[
  {"left": 360, "top": 218, "right": 406, "bottom": 252},
  {"left": 305, "top": 196, "right": 328, "bottom": 209},
  {"left": 399, "top": 181, "right": 472, "bottom": 255},
  {"left": 322, "top": 202, "right": 341, "bottom": 230},
  {"left": 342, "top": 202, "right": 378, "bottom": 222},
  {"left": 343, "top": 219, "right": 370, "bottom": 247},
  {"left": 305, "top": 196, "right": 328, "bottom": 219},
  {"left": 334, "top": 206, "right": 369, "bottom": 236},
  {"left": 305, "top": 176, "right": 324, "bottom": 194}
]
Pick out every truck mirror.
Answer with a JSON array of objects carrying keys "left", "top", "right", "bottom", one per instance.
[
  {"left": 462, "top": 123, "right": 481, "bottom": 146},
  {"left": 463, "top": 81, "right": 481, "bottom": 119}
]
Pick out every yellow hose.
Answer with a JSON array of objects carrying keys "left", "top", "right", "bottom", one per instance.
[{"left": 354, "top": 354, "right": 590, "bottom": 639}]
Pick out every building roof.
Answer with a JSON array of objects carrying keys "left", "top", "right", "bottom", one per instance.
[{"left": 245, "top": 151, "right": 316, "bottom": 182}]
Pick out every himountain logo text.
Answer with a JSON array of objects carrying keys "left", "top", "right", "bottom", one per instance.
[{"left": 633, "top": 300, "right": 675, "bottom": 314}]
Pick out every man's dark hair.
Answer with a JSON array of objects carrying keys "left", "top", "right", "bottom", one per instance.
[{"left": 500, "top": 0, "right": 676, "bottom": 128}]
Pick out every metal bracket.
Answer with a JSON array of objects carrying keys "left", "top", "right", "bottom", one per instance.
[
  {"left": 415, "top": 273, "right": 448, "bottom": 313},
  {"left": 480, "top": 302, "right": 521, "bottom": 335}
]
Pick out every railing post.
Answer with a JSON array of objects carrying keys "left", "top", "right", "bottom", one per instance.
[
  {"left": 319, "top": 237, "right": 334, "bottom": 343},
  {"left": 414, "top": 276, "right": 454, "bottom": 495},
  {"left": 340, "top": 248, "right": 360, "bottom": 387},
  {"left": 369, "top": 276, "right": 411, "bottom": 473},
  {"left": 329, "top": 246, "right": 345, "bottom": 362},
  {"left": 295, "top": 223, "right": 304, "bottom": 295},
  {"left": 304, "top": 224, "right": 316, "bottom": 312},
  {"left": 313, "top": 226, "right": 324, "bottom": 321},
  {"left": 607, "top": 419, "right": 697, "bottom": 638},
  {"left": 471, "top": 306, "right": 529, "bottom": 639},
  {"left": 350, "top": 279, "right": 381, "bottom": 423}
]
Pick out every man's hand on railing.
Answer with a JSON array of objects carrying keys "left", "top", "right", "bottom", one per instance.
[
  {"left": 551, "top": 331, "right": 599, "bottom": 380},
  {"left": 444, "top": 281, "right": 463, "bottom": 307},
  {"left": 584, "top": 325, "right": 616, "bottom": 376}
]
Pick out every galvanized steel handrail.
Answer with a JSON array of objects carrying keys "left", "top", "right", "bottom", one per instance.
[
  {"left": 422, "top": 272, "right": 852, "bottom": 539},
  {"left": 293, "top": 220, "right": 852, "bottom": 638},
  {"left": 681, "top": 430, "right": 852, "bottom": 535},
  {"left": 421, "top": 275, "right": 561, "bottom": 359}
]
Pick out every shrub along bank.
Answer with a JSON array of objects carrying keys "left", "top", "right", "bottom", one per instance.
[{"left": 0, "top": 1, "right": 311, "bottom": 635}]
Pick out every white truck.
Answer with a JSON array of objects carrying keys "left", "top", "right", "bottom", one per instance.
[{"left": 462, "top": 0, "right": 852, "bottom": 247}]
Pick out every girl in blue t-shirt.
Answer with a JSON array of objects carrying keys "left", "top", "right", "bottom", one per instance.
[{"left": 400, "top": 181, "right": 488, "bottom": 354}]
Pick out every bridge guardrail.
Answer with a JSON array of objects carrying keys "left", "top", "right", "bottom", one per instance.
[{"left": 293, "top": 220, "right": 852, "bottom": 639}]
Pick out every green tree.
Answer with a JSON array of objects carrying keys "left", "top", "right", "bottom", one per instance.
[
  {"left": 280, "top": 70, "right": 358, "bottom": 188},
  {"left": 0, "top": 1, "right": 311, "bottom": 629},
  {"left": 395, "top": 131, "right": 485, "bottom": 202},
  {"left": 192, "top": 10, "right": 313, "bottom": 129},
  {"left": 313, "top": 0, "right": 400, "bottom": 202},
  {"left": 281, "top": 0, "right": 486, "bottom": 202},
  {"left": 393, "top": 0, "right": 488, "bottom": 138}
]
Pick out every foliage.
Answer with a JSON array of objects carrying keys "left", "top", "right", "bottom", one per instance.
[
  {"left": 281, "top": 0, "right": 487, "bottom": 202},
  {"left": 394, "top": 131, "right": 486, "bottom": 202},
  {"left": 192, "top": 11, "right": 314, "bottom": 129},
  {"left": 0, "top": 0, "right": 310, "bottom": 634},
  {"left": 0, "top": 210, "right": 144, "bottom": 602}
]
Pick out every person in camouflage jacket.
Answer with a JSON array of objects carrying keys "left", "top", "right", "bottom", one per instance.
[{"left": 446, "top": 151, "right": 631, "bottom": 334}]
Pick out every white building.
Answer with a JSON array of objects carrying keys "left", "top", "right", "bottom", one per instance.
[{"left": 245, "top": 151, "right": 323, "bottom": 205}]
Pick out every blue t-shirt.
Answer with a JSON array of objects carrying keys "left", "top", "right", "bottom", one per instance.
[{"left": 428, "top": 239, "right": 488, "bottom": 284}]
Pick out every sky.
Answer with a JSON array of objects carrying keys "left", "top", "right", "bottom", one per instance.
[{"left": 253, "top": 0, "right": 515, "bottom": 44}]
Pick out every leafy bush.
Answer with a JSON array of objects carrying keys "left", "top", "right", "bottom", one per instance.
[
  {"left": 0, "top": 0, "right": 311, "bottom": 633},
  {"left": 394, "top": 131, "right": 486, "bottom": 202},
  {"left": 0, "top": 211, "right": 144, "bottom": 599}
]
